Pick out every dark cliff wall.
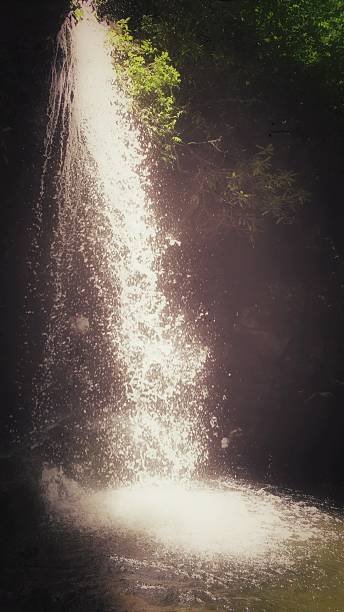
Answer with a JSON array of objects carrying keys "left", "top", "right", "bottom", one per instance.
[{"left": 1, "top": 0, "right": 69, "bottom": 451}]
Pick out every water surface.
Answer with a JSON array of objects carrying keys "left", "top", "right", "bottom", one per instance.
[{"left": 42, "top": 467, "right": 344, "bottom": 611}]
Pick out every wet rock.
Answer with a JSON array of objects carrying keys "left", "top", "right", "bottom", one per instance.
[
  {"left": 233, "top": 304, "right": 290, "bottom": 362},
  {"left": 24, "top": 587, "right": 54, "bottom": 612}
]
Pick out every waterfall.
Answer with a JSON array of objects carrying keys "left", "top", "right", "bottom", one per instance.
[
  {"left": 28, "top": 11, "right": 344, "bottom": 610},
  {"left": 32, "top": 7, "right": 209, "bottom": 484}
]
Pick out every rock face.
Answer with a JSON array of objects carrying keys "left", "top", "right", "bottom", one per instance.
[
  {"left": 233, "top": 303, "right": 290, "bottom": 363},
  {"left": 189, "top": 227, "right": 344, "bottom": 497},
  {"left": 1, "top": 0, "right": 68, "bottom": 450}
]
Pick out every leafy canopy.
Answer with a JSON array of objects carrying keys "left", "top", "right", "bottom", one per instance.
[
  {"left": 92, "top": 0, "right": 336, "bottom": 239},
  {"left": 106, "top": 18, "right": 182, "bottom": 162},
  {"left": 183, "top": 144, "right": 309, "bottom": 240}
]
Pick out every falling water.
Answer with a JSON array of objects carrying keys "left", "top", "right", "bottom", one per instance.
[
  {"left": 29, "top": 9, "right": 344, "bottom": 609},
  {"left": 33, "top": 7, "right": 208, "bottom": 484}
]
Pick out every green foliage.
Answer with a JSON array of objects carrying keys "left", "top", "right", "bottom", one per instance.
[
  {"left": 74, "top": 8, "right": 84, "bottom": 21},
  {"left": 106, "top": 19, "right": 182, "bottom": 162},
  {"left": 93, "top": 0, "right": 108, "bottom": 18},
  {"left": 140, "top": 13, "right": 206, "bottom": 69},
  {"left": 250, "top": 0, "right": 344, "bottom": 66},
  {"left": 138, "top": 0, "right": 344, "bottom": 110},
  {"left": 225, "top": 144, "right": 309, "bottom": 233},
  {"left": 69, "top": 0, "right": 84, "bottom": 21},
  {"left": 95, "top": 1, "right": 338, "bottom": 240},
  {"left": 184, "top": 144, "right": 309, "bottom": 239},
  {"left": 240, "top": 0, "right": 344, "bottom": 110}
]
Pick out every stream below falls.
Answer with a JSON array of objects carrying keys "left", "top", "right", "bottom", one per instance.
[{"left": 37, "top": 467, "right": 344, "bottom": 612}]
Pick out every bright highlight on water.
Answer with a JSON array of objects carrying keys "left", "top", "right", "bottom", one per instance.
[
  {"left": 34, "top": 6, "right": 208, "bottom": 483},
  {"left": 42, "top": 465, "right": 344, "bottom": 609},
  {"left": 42, "top": 466, "right": 327, "bottom": 563}
]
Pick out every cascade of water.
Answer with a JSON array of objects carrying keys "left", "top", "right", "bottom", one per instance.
[{"left": 33, "top": 7, "right": 209, "bottom": 484}]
